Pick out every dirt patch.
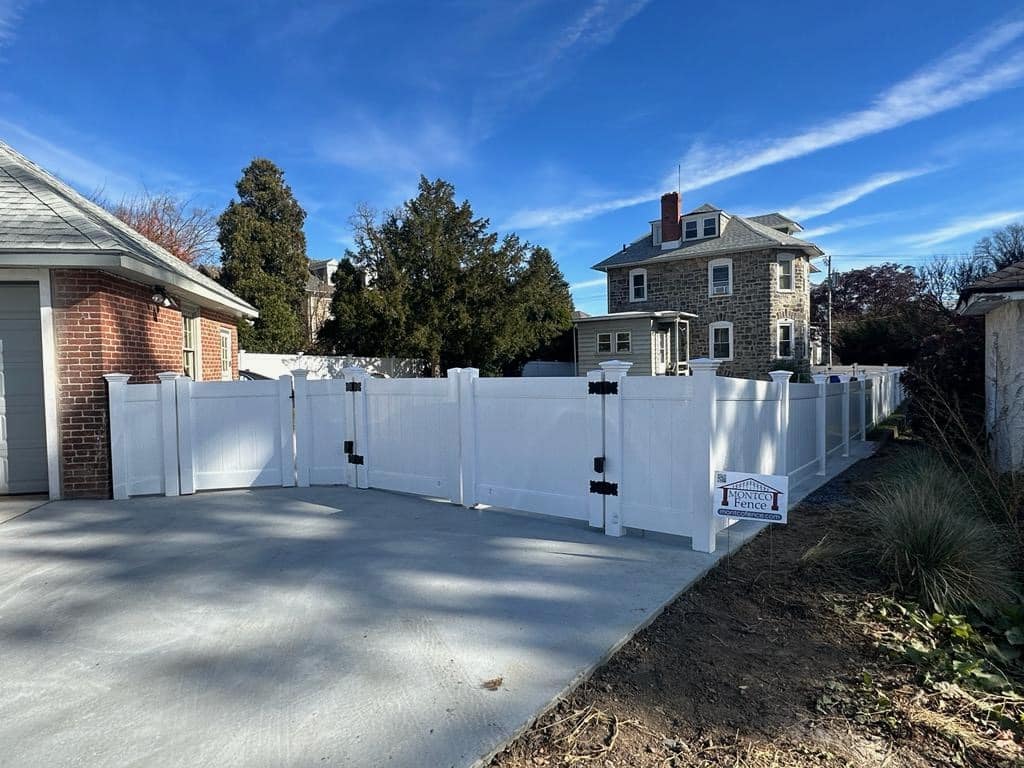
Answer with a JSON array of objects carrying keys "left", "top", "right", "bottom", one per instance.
[{"left": 489, "top": 444, "right": 1022, "bottom": 768}]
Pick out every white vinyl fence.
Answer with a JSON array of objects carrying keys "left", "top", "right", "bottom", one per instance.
[{"left": 105, "top": 361, "right": 905, "bottom": 553}]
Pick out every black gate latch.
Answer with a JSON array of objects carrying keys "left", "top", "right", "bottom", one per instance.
[
  {"left": 590, "top": 480, "right": 618, "bottom": 496},
  {"left": 345, "top": 381, "right": 362, "bottom": 392},
  {"left": 588, "top": 380, "right": 618, "bottom": 395},
  {"left": 347, "top": 454, "right": 364, "bottom": 465},
  {"left": 343, "top": 440, "right": 354, "bottom": 454},
  {"left": 593, "top": 456, "right": 605, "bottom": 474}
]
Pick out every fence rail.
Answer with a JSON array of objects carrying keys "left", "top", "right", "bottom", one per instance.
[{"left": 105, "top": 361, "right": 905, "bottom": 553}]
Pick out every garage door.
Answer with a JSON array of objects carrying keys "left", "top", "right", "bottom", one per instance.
[{"left": 0, "top": 284, "right": 48, "bottom": 494}]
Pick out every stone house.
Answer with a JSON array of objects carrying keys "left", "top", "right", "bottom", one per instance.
[
  {"left": 0, "top": 140, "right": 257, "bottom": 499},
  {"left": 576, "top": 192, "right": 823, "bottom": 379},
  {"left": 957, "top": 260, "right": 1024, "bottom": 471},
  {"left": 304, "top": 258, "right": 338, "bottom": 346}
]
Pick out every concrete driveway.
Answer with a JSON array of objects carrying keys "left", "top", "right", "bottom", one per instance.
[{"left": 0, "top": 485, "right": 760, "bottom": 768}]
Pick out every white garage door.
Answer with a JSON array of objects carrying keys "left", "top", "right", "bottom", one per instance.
[{"left": 0, "top": 284, "right": 48, "bottom": 494}]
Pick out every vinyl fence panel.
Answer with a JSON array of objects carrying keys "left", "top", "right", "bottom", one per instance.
[
  {"left": 786, "top": 382, "right": 820, "bottom": 484},
  {"left": 714, "top": 378, "right": 780, "bottom": 476},
  {"left": 825, "top": 382, "right": 845, "bottom": 456},
  {"left": 305, "top": 378, "right": 350, "bottom": 486}
]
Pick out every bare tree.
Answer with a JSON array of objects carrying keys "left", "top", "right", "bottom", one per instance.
[
  {"left": 918, "top": 253, "right": 989, "bottom": 310},
  {"left": 92, "top": 189, "right": 218, "bottom": 265},
  {"left": 973, "top": 222, "right": 1024, "bottom": 271}
]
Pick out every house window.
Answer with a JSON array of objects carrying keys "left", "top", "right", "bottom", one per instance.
[
  {"left": 708, "top": 258, "right": 733, "bottom": 297},
  {"left": 777, "top": 254, "right": 794, "bottom": 291},
  {"left": 777, "top": 320, "right": 794, "bottom": 358},
  {"left": 703, "top": 217, "right": 717, "bottom": 237},
  {"left": 629, "top": 268, "right": 647, "bottom": 302},
  {"left": 709, "top": 321, "right": 733, "bottom": 361},
  {"left": 219, "top": 329, "right": 232, "bottom": 380},
  {"left": 616, "top": 331, "right": 632, "bottom": 353},
  {"left": 182, "top": 308, "right": 199, "bottom": 379},
  {"left": 597, "top": 332, "right": 612, "bottom": 353},
  {"left": 685, "top": 220, "right": 698, "bottom": 239}
]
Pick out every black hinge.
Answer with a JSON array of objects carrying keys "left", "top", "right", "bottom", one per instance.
[
  {"left": 345, "top": 381, "right": 362, "bottom": 392},
  {"left": 343, "top": 440, "right": 354, "bottom": 454},
  {"left": 593, "top": 456, "right": 605, "bottom": 474},
  {"left": 588, "top": 380, "right": 618, "bottom": 395},
  {"left": 347, "top": 453, "right": 364, "bottom": 465},
  {"left": 590, "top": 480, "right": 618, "bottom": 496}
]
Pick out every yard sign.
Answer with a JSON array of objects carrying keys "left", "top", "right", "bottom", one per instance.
[{"left": 714, "top": 471, "right": 789, "bottom": 524}]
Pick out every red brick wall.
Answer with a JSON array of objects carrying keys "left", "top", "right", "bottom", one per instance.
[
  {"left": 199, "top": 310, "right": 239, "bottom": 382},
  {"left": 51, "top": 269, "right": 240, "bottom": 498}
]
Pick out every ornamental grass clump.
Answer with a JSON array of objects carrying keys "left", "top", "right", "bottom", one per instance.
[{"left": 859, "top": 451, "right": 1017, "bottom": 614}]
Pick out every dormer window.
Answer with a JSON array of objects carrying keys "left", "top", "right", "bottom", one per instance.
[
  {"left": 629, "top": 268, "right": 647, "bottom": 302},
  {"left": 703, "top": 217, "right": 717, "bottom": 237},
  {"left": 684, "top": 220, "right": 698, "bottom": 239}
]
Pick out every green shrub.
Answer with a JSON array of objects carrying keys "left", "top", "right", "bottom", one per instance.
[{"left": 858, "top": 451, "right": 1017, "bottom": 613}]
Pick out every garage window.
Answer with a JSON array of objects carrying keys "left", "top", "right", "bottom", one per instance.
[{"left": 182, "top": 308, "right": 199, "bottom": 379}]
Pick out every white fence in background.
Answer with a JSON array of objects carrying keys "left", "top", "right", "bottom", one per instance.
[
  {"left": 238, "top": 351, "right": 424, "bottom": 379},
  {"left": 105, "top": 361, "right": 905, "bottom": 553}
]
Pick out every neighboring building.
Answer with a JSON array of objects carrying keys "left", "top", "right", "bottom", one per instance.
[
  {"left": 305, "top": 258, "right": 338, "bottom": 345},
  {"left": 576, "top": 192, "right": 823, "bottom": 378},
  {"left": 0, "top": 140, "right": 257, "bottom": 499},
  {"left": 574, "top": 310, "right": 694, "bottom": 376},
  {"left": 957, "top": 260, "right": 1024, "bottom": 471}
]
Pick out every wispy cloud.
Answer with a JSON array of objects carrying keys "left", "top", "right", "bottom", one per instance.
[
  {"left": 0, "top": 0, "right": 26, "bottom": 49},
  {"left": 800, "top": 211, "right": 899, "bottom": 241},
  {"left": 904, "top": 210, "right": 1024, "bottom": 249},
  {"left": 569, "top": 277, "right": 606, "bottom": 292},
  {"left": 316, "top": 113, "right": 467, "bottom": 176},
  {"left": 470, "top": 0, "right": 649, "bottom": 140},
  {"left": 508, "top": 17, "right": 1024, "bottom": 229},
  {"left": 781, "top": 168, "right": 935, "bottom": 221}
]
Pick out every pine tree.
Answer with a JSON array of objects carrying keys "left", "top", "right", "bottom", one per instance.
[{"left": 218, "top": 159, "right": 309, "bottom": 352}]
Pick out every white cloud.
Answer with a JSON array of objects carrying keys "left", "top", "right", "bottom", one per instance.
[
  {"left": 904, "top": 210, "right": 1024, "bottom": 249},
  {"left": 509, "top": 18, "right": 1024, "bottom": 229},
  {"left": 0, "top": 0, "right": 25, "bottom": 48},
  {"left": 569, "top": 277, "right": 606, "bottom": 291},
  {"left": 781, "top": 168, "right": 935, "bottom": 221},
  {"left": 317, "top": 113, "right": 466, "bottom": 176}
]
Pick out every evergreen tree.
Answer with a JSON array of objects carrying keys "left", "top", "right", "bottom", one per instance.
[
  {"left": 317, "top": 177, "right": 574, "bottom": 375},
  {"left": 218, "top": 159, "right": 309, "bottom": 352}
]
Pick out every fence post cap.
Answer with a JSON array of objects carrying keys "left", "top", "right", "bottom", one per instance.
[
  {"left": 598, "top": 360, "right": 633, "bottom": 373},
  {"left": 768, "top": 370, "right": 794, "bottom": 382},
  {"left": 688, "top": 358, "right": 721, "bottom": 374},
  {"left": 446, "top": 367, "right": 462, "bottom": 377},
  {"left": 462, "top": 367, "right": 480, "bottom": 378},
  {"left": 290, "top": 368, "right": 309, "bottom": 379},
  {"left": 156, "top": 371, "right": 180, "bottom": 382},
  {"left": 811, "top": 373, "right": 828, "bottom": 384},
  {"left": 103, "top": 373, "right": 131, "bottom": 384}
]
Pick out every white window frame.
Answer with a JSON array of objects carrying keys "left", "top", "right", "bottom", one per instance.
[
  {"left": 709, "top": 321, "right": 734, "bottom": 361},
  {"left": 777, "top": 253, "right": 794, "bottom": 292},
  {"left": 181, "top": 306, "right": 201, "bottom": 380},
  {"left": 708, "top": 257, "right": 733, "bottom": 297},
  {"left": 219, "top": 328, "right": 232, "bottom": 380},
  {"left": 684, "top": 219, "right": 699, "bottom": 240},
  {"left": 628, "top": 268, "right": 647, "bottom": 302},
  {"left": 597, "top": 332, "right": 612, "bottom": 354},
  {"left": 776, "top": 319, "right": 795, "bottom": 359},
  {"left": 703, "top": 216, "right": 717, "bottom": 237},
  {"left": 616, "top": 331, "right": 632, "bottom": 353}
]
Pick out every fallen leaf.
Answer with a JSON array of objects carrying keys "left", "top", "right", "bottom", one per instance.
[{"left": 482, "top": 676, "right": 504, "bottom": 691}]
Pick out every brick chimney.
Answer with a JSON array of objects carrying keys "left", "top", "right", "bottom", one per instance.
[{"left": 660, "top": 192, "right": 681, "bottom": 241}]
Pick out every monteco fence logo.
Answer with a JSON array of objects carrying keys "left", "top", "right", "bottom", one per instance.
[{"left": 714, "top": 471, "right": 789, "bottom": 524}]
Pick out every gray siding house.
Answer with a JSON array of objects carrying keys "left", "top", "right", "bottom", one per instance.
[{"left": 575, "top": 192, "right": 823, "bottom": 379}]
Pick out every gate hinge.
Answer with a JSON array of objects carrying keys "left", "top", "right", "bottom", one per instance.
[
  {"left": 588, "top": 380, "right": 618, "bottom": 395},
  {"left": 343, "top": 440, "right": 354, "bottom": 454},
  {"left": 347, "top": 453, "right": 364, "bottom": 465},
  {"left": 345, "top": 381, "right": 362, "bottom": 392},
  {"left": 589, "top": 480, "right": 618, "bottom": 496},
  {"left": 593, "top": 456, "right": 605, "bottom": 474}
]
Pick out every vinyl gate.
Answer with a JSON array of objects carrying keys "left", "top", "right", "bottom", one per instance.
[{"left": 106, "top": 361, "right": 906, "bottom": 553}]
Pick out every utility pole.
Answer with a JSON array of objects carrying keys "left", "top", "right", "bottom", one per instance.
[{"left": 826, "top": 252, "right": 833, "bottom": 369}]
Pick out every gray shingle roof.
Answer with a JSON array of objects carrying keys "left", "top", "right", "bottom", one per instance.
[
  {"left": 962, "top": 260, "right": 1024, "bottom": 295},
  {"left": 746, "top": 212, "right": 801, "bottom": 231},
  {"left": 593, "top": 209, "right": 822, "bottom": 270},
  {"left": 0, "top": 139, "right": 257, "bottom": 316}
]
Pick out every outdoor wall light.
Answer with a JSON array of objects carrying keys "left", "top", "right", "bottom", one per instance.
[{"left": 150, "top": 286, "right": 177, "bottom": 309}]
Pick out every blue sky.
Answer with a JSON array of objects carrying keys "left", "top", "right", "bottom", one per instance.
[{"left": 2, "top": 1, "right": 1023, "bottom": 315}]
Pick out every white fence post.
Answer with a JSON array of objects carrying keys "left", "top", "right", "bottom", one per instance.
[
  {"left": 689, "top": 358, "right": 721, "bottom": 553},
  {"left": 156, "top": 372, "right": 180, "bottom": 497},
  {"left": 882, "top": 363, "right": 890, "bottom": 418},
  {"left": 769, "top": 370, "right": 792, "bottom": 477},
  {"left": 598, "top": 360, "right": 632, "bottom": 537},
  {"left": 858, "top": 375, "right": 867, "bottom": 441},
  {"left": 838, "top": 374, "right": 850, "bottom": 457},
  {"left": 812, "top": 373, "right": 827, "bottom": 476},
  {"left": 586, "top": 369, "right": 606, "bottom": 529},
  {"left": 104, "top": 373, "right": 131, "bottom": 500},
  {"left": 278, "top": 375, "right": 296, "bottom": 487},
  {"left": 292, "top": 369, "right": 311, "bottom": 488},
  {"left": 454, "top": 367, "right": 479, "bottom": 507},
  {"left": 174, "top": 376, "right": 195, "bottom": 495},
  {"left": 343, "top": 366, "right": 370, "bottom": 489}
]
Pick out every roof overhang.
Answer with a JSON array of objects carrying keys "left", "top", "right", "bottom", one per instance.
[
  {"left": 0, "top": 250, "right": 259, "bottom": 319},
  {"left": 592, "top": 242, "right": 821, "bottom": 272},
  {"left": 957, "top": 289, "right": 1024, "bottom": 316},
  {"left": 573, "top": 310, "right": 697, "bottom": 324}
]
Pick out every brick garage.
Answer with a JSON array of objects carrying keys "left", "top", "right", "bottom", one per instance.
[{"left": 51, "top": 270, "right": 240, "bottom": 497}]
